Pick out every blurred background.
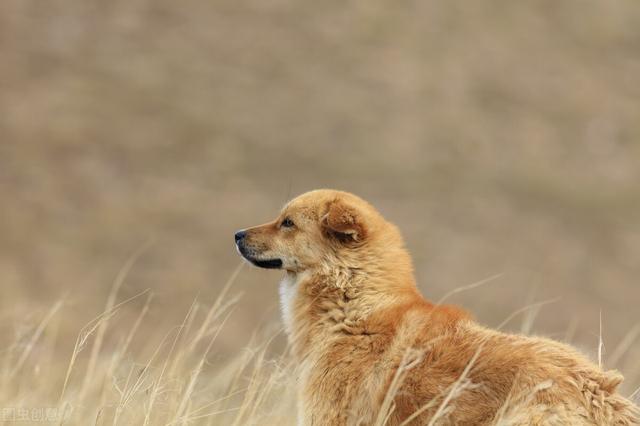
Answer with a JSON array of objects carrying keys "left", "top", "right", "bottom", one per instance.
[{"left": 1, "top": 0, "right": 639, "bottom": 392}]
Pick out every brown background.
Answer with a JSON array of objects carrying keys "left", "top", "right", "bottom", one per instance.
[{"left": 1, "top": 0, "right": 639, "bottom": 391}]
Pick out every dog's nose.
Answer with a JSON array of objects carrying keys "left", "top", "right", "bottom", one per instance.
[{"left": 234, "top": 230, "right": 247, "bottom": 243}]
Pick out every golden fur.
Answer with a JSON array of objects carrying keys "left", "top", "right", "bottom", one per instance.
[{"left": 235, "top": 189, "right": 639, "bottom": 425}]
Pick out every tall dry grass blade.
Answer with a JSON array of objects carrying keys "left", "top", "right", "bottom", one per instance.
[
  {"left": 100, "top": 292, "right": 153, "bottom": 413},
  {"left": 143, "top": 299, "right": 200, "bottom": 426},
  {"left": 229, "top": 339, "right": 275, "bottom": 426},
  {"left": 80, "top": 240, "right": 153, "bottom": 399},
  {"left": 225, "top": 330, "right": 261, "bottom": 396},
  {"left": 165, "top": 300, "right": 201, "bottom": 380},
  {"left": 399, "top": 390, "right": 442, "bottom": 426},
  {"left": 175, "top": 407, "right": 241, "bottom": 423},
  {"left": 519, "top": 296, "right": 541, "bottom": 335},
  {"left": 426, "top": 343, "right": 485, "bottom": 426},
  {"left": 59, "top": 288, "right": 150, "bottom": 404},
  {"left": 94, "top": 407, "right": 104, "bottom": 426},
  {"left": 186, "top": 387, "right": 250, "bottom": 418},
  {"left": 187, "top": 262, "right": 244, "bottom": 354},
  {"left": 496, "top": 298, "right": 561, "bottom": 330},
  {"left": 609, "top": 323, "right": 640, "bottom": 367},
  {"left": 598, "top": 310, "right": 604, "bottom": 368},
  {"left": 9, "top": 299, "right": 63, "bottom": 380},
  {"left": 492, "top": 380, "right": 553, "bottom": 426},
  {"left": 374, "top": 348, "right": 424, "bottom": 426},
  {"left": 436, "top": 273, "right": 503, "bottom": 305},
  {"left": 564, "top": 316, "right": 579, "bottom": 343},
  {"left": 171, "top": 310, "right": 235, "bottom": 425},
  {"left": 243, "top": 332, "right": 287, "bottom": 423},
  {"left": 137, "top": 325, "right": 189, "bottom": 426},
  {"left": 112, "top": 363, "right": 135, "bottom": 425}
]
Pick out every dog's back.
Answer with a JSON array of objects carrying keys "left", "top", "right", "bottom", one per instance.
[{"left": 384, "top": 312, "right": 640, "bottom": 425}]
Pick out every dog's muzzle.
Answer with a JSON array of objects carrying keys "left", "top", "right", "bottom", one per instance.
[{"left": 234, "top": 230, "right": 283, "bottom": 269}]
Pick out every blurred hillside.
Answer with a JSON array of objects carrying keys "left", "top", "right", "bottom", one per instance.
[{"left": 1, "top": 0, "right": 639, "bottom": 390}]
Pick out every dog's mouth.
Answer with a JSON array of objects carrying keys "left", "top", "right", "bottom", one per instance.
[
  {"left": 250, "top": 258, "right": 283, "bottom": 269},
  {"left": 236, "top": 244, "right": 283, "bottom": 269}
]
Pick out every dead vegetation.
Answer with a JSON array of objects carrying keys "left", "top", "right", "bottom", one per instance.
[{"left": 1, "top": 264, "right": 637, "bottom": 425}]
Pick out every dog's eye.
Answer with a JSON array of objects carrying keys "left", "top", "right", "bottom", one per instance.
[{"left": 281, "top": 218, "right": 295, "bottom": 228}]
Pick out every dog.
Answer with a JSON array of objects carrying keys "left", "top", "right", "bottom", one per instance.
[{"left": 235, "top": 189, "right": 639, "bottom": 425}]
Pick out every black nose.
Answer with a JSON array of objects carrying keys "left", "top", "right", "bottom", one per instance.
[{"left": 234, "top": 230, "right": 247, "bottom": 243}]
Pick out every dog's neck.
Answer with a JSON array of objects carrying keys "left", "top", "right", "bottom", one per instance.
[{"left": 279, "top": 259, "right": 420, "bottom": 360}]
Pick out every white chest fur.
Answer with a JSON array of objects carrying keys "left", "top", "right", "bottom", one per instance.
[{"left": 279, "top": 272, "right": 303, "bottom": 336}]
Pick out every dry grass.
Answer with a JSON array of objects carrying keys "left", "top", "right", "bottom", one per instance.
[
  {"left": 1, "top": 263, "right": 637, "bottom": 425},
  {"left": 1, "top": 264, "right": 297, "bottom": 425},
  {"left": 1, "top": 0, "right": 639, "bottom": 355}
]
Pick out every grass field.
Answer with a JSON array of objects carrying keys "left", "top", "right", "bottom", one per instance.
[
  {"left": 1, "top": 264, "right": 638, "bottom": 424},
  {"left": 1, "top": 0, "right": 639, "bottom": 423}
]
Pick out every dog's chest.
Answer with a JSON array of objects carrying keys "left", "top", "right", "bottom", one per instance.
[{"left": 279, "top": 273, "right": 300, "bottom": 335}]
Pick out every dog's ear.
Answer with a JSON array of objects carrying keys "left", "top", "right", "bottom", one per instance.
[{"left": 322, "top": 199, "right": 367, "bottom": 244}]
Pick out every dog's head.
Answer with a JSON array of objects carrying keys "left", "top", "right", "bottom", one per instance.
[{"left": 234, "top": 189, "right": 400, "bottom": 273}]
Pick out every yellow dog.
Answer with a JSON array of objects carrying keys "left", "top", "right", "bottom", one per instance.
[{"left": 235, "top": 189, "right": 639, "bottom": 425}]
